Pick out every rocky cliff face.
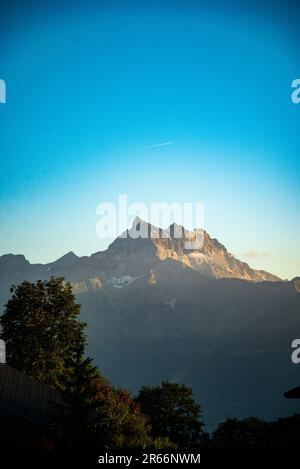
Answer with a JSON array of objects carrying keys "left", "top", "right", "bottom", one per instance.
[{"left": 105, "top": 218, "right": 280, "bottom": 282}]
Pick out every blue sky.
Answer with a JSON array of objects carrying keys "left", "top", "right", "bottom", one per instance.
[{"left": 0, "top": 0, "right": 299, "bottom": 279}]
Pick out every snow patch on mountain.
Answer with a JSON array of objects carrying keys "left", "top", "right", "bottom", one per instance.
[
  {"left": 107, "top": 275, "right": 143, "bottom": 289},
  {"left": 165, "top": 298, "right": 177, "bottom": 309}
]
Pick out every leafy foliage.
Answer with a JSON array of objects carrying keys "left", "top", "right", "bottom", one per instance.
[
  {"left": 0, "top": 277, "right": 85, "bottom": 390},
  {"left": 136, "top": 381, "right": 205, "bottom": 448},
  {"left": 99, "top": 386, "right": 151, "bottom": 448},
  {"left": 211, "top": 417, "right": 274, "bottom": 449}
]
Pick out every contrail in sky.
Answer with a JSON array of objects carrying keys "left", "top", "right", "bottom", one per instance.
[{"left": 144, "top": 140, "right": 175, "bottom": 149}]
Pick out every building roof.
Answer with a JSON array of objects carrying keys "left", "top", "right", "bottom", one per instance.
[
  {"left": 284, "top": 386, "right": 300, "bottom": 399},
  {"left": 0, "top": 364, "right": 63, "bottom": 433}
]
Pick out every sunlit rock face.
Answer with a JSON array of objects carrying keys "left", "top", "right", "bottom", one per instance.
[{"left": 110, "top": 218, "right": 280, "bottom": 282}]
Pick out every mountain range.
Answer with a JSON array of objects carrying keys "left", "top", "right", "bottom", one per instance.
[{"left": 0, "top": 218, "right": 299, "bottom": 429}]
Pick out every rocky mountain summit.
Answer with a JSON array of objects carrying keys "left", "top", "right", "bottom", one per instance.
[{"left": 125, "top": 218, "right": 279, "bottom": 282}]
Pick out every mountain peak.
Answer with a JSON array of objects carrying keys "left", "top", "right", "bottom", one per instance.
[
  {"left": 108, "top": 219, "right": 280, "bottom": 282},
  {"left": 127, "top": 217, "right": 195, "bottom": 240},
  {"left": 50, "top": 251, "right": 79, "bottom": 268},
  {"left": 0, "top": 253, "right": 30, "bottom": 269},
  {"left": 64, "top": 251, "right": 78, "bottom": 258}
]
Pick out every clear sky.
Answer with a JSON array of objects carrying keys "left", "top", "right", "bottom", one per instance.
[{"left": 0, "top": 0, "right": 299, "bottom": 279}]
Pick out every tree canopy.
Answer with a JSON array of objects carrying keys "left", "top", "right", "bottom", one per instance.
[
  {"left": 0, "top": 277, "right": 86, "bottom": 390},
  {"left": 136, "top": 381, "right": 205, "bottom": 448},
  {"left": 211, "top": 417, "right": 274, "bottom": 449}
]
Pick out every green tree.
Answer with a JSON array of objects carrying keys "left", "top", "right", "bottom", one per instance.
[
  {"left": 136, "top": 381, "right": 205, "bottom": 448},
  {"left": 0, "top": 277, "right": 86, "bottom": 389},
  {"left": 93, "top": 382, "right": 173, "bottom": 449},
  {"left": 58, "top": 354, "right": 102, "bottom": 429},
  {"left": 212, "top": 417, "right": 274, "bottom": 449}
]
